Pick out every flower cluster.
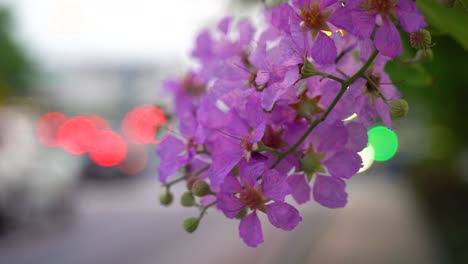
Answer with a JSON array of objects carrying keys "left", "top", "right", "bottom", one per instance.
[{"left": 157, "top": 0, "right": 427, "bottom": 247}]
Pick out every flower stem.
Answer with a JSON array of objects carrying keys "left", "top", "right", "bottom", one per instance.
[
  {"left": 163, "top": 165, "right": 210, "bottom": 189},
  {"left": 199, "top": 200, "right": 217, "bottom": 221}
]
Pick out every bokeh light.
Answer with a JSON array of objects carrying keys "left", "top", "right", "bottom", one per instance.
[
  {"left": 358, "top": 145, "right": 375, "bottom": 173},
  {"left": 368, "top": 126, "right": 399, "bottom": 162},
  {"left": 122, "top": 105, "right": 169, "bottom": 144},
  {"left": 86, "top": 114, "right": 111, "bottom": 131},
  {"left": 58, "top": 116, "right": 97, "bottom": 154},
  {"left": 36, "top": 112, "right": 67, "bottom": 147},
  {"left": 89, "top": 131, "right": 127, "bottom": 167}
]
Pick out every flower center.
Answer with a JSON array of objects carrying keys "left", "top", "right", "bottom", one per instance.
[
  {"left": 182, "top": 75, "right": 206, "bottom": 96},
  {"left": 364, "top": 0, "right": 394, "bottom": 16},
  {"left": 239, "top": 186, "right": 264, "bottom": 210},
  {"left": 365, "top": 72, "right": 381, "bottom": 95},
  {"left": 300, "top": 3, "right": 327, "bottom": 31}
]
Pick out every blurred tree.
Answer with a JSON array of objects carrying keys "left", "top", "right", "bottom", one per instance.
[{"left": 0, "top": 7, "right": 34, "bottom": 100}]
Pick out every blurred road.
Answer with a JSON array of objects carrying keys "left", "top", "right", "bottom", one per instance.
[{"left": 0, "top": 175, "right": 443, "bottom": 264}]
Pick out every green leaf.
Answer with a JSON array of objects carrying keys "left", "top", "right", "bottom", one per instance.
[{"left": 417, "top": 0, "right": 468, "bottom": 50}]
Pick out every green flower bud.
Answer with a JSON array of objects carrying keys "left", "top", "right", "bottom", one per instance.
[
  {"left": 437, "top": 0, "right": 456, "bottom": 8},
  {"left": 410, "top": 29, "right": 432, "bottom": 50},
  {"left": 413, "top": 49, "right": 434, "bottom": 63},
  {"left": 390, "top": 99, "right": 409, "bottom": 118},
  {"left": 159, "top": 191, "right": 173, "bottom": 206},
  {"left": 235, "top": 208, "right": 247, "bottom": 219},
  {"left": 181, "top": 192, "right": 195, "bottom": 207},
  {"left": 183, "top": 217, "right": 199, "bottom": 233},
  {"left": 192, "top": 180, "right": 211, "bottom": 197}
]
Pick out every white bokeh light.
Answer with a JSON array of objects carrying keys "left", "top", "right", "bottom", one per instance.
[{"left": 358, "top": 145, "right": 375, "bottom": 173}]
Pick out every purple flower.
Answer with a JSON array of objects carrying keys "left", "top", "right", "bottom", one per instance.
[
  {"left": 217, "top": 160, "right": 301, "bottom": 247},
  {"left": 345, "top": 62, "right": 400, "bottom": 128},
  {"left": 155, "top": 5, "right": 427, "bottom": 246},
  {"left": 271, "top": 0, "right": 354, "bottom": 65},
  {"left": 348, "top": 0, "right": 427, "bottom": 58}
]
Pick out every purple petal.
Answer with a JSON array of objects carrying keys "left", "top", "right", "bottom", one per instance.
[
  {"left": 239, "top": 158, "right": 267, "bottom": 187},
  {"left": 274, "top": 153, "right": 300, "bottom": 175},
  {"left": 395, "top": 0, "right": 427, "bottom": 33},
  {"left": 316, "top": 121, "right": 348, "bottom": 152},
  {"left": 269, "top": 3, "right": 295, "bottom": 32},
  {"left": 156, "top": 135, "right": 188, "bottom": 183},
  {"left": 323, "top": 149, "right": 362, "bottom": 179},
  {"left": 345, "top": 121, "right": 368, "bottom": 152},
  {"left": 220, "top": 173, "right": 243, "bottom": 194},
  {"left": 328, "top": 7, "right": 353, "bottom": 32},
  {"left": 178, "top": 111, "right": 197, "bottom": 137},
  {"left": 374, "top": 20, "right": 402, "bottom": 58},
  {"left": 156, "top": 135, "right": 185, "bottom": 161},
  {"left": 313, "top": 175, "right": 348, "bottom": 208},
  {"left": 191, "top": 30, "right": 213, "bottom": 60},
  {"left": 375, "top": 97, "right": 392, "bottom": 129},
  {"left": 287, "top": 174, "right": 311, "bottom": 204},
  {"left": 351, "top": 10, "right": 376, "bottom": 38},
  {"left": 217, "top": 193, "right": 244, "bottom": 218},
  {"left": 218, "top": 16, "right": 232, "bottom": 35},
  {"left": 239, "top": 211, "right": 264, "bottom": 247},
  {"left": 157, "top": 155, "right": 188, "bottom": 183},
  {"left": 200, "top": 195, "right": 217, "bottom": 206},
  {"left": 238, "top": 19, "right": 255, "bottom": 47},
  {"left": 359, "top": 39, "right": 375, "bottom": 62},
  {"left": 266, "top": 202, "right": 302, "bottom": 231},
  {"left": 320, "top": 0, "right": 337, "bottom": 9},
  {"left": 207, "top": 138, "right": 244, "bottom": 186},
  {"left": 262, "top": 170, "right": 290, "bottom": 202},
  {"left": 256, "top": 71, "right": 270, "bottom": 85},
  {"left": 292, "top": 0, "right": 310, "bottom": 9},
  {"left": 311, "top": 32, "right": 337, "bottom": 65}
]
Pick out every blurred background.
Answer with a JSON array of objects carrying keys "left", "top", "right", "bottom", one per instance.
[{"left": 0, "top": 0, "right": 466, "bottom": 263}]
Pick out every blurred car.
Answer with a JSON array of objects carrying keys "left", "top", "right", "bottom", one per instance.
[{"left": 0, "top": 102, "right": 80, "bottom": 233}]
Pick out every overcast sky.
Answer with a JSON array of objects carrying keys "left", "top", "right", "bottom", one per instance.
[{"left": 0, "top": 0, "right": 230, "bottom": 65}]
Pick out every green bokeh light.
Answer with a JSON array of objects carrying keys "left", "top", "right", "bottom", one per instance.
[{"left": 368, "top": 126, "right": 399, "bottom": 161}]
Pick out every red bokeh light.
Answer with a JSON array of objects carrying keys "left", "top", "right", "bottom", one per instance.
[
  {"left": 118, "top": 143, "right": 148, "bottom": 175},
  {"left": 122, "top": 105, "right": 169, "bottom": 144},
  {"left": 58, "top": 116, "right": 97, "bottom": 154},
  {"left": 86, "top": 114, "right": 111, "bottom": 131},
  {"left": 89, "top": 131, "right": 127, "bottom": 167},
  {"left": 36, "top": 112, "right": 67, "bottom": 147}
]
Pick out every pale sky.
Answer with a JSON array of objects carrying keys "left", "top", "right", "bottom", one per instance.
[{"left": 0, "top": 0, "right": 230, "bottom": 65}]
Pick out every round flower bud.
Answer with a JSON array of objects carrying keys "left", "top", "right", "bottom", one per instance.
[
  {"left": 390, "top": 99, "right": 409, "bottom": 118},
  {"left": 410, "top": 29, "right": 432, "bottom": 50},
  {"left": 437, "top": 0, "right": 456, "bottom": 8},
  {"left": 181, "top": 192, "right": 195, "bottom": 207},
  {"left": 183, "top": 217, "right": 199, "bottom": 233},
  {"left": 413, "top": 49, "right": 434, "bottom": 63},
  {"left": 159, "top": 191, "right": 173, "bottom": 206},
  {"left": 192, "top": 180, "right": 211, "bottom": 197}
]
